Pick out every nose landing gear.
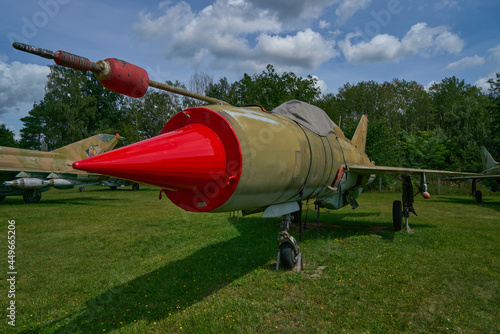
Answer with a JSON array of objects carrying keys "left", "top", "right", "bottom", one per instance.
[{"left": 276, "top": 213, "right": 303, "bottom": 272}]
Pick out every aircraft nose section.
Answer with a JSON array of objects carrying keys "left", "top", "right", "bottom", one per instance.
[{"left": 73, "top": 123, "right": 226, "bottom": 190}]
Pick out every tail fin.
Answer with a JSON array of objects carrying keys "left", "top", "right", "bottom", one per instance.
[
  {"left": 480, "top": 146, "right": 498, "bottom": 170},
  {"left": 351, "top": 115, "right": 368, "bottom": 152},
  {"left": 52, "top": 134, "right": 123, "bottom": 161}
]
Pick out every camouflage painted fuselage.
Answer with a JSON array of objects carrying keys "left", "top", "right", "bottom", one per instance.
[{"left": 200, "top": 105, "right": 375, "bottom": 213}]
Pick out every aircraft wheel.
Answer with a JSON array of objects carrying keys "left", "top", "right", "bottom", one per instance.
[
  {"left": 475, "top": 190, "right": 482, "bottom": 204},
  {"left": 23, "top": 190, "right": 41, "bottom": 204},
  {"left": 280, "top": 242, "right": 297, "bottom": 270},
  {"left": 79, "top": 187, "right": 85, "bottom": 192},
  {"left": 0, "top": 196, "right": 5, "bottom": 201},
  {"left": 132, "top": 183, "right": 140, "bottom": 191},
  {"left": 392, "top": 200, "right": 403, "bottom": 231},
  {"left": 110, "top": 186, "right": 117, "bottom": 191}
]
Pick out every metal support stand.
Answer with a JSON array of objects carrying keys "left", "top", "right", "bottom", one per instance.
[
  {"left": 296, "top": 253, "right": 303, "bottom": 273},
  {"left": 303, "top": 199, "right": 309, "bottom": 230}
]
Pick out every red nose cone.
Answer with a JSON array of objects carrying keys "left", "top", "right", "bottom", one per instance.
[
  {"left": 73, "top": 107, "right": 242, "bottom": 212},
  {"left": 74, "top": 124, "right": 225, "bottom": 190}
]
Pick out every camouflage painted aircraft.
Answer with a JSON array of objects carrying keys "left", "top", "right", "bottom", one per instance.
[
  {"left": 0, "top": 134, "right": 122, "bottom": 203},
  {"left": 14, "top": 42, "right": 476, "bottom": 270},
  {"left": 459, "top": 146, "right": 500, "bottom": 203}
]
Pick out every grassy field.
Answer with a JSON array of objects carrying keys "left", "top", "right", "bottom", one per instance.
[{"left": 1, "top": 185, "right": 499, "bottom": 333}]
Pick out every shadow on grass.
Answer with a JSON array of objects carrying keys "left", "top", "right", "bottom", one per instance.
[
  {"left": 435, "top": 195, "right": 500, "bottom": 213},
  {"left": 23, "top": 216, "right": 278, "bottom": 333},
  {"left": 21, "top": 207, "right": 403, "bottom": 333},
  {"left": 296, "top": 211, "right": 397, "bottom": 242}
]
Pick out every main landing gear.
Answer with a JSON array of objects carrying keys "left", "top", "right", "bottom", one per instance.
[
  {"left": 470, "top": 179, "right": 482, "bottom": 203},
  {"left": 22, "top": 189, "right": 42, "bottom": 204},
  {"left": 392, "top": 174, "right": 428, "bottom": 233}
]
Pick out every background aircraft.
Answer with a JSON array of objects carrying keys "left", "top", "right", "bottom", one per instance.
[
  {"left": 456, "top": 146, "right": 500, "bottom": 203},
  {"left": 0, "top": 134, "right": 122, "bottom": 203},
  {"left": 101, "top": 178, "right": 140, "bottom": 191},
  {"left": 14, "top": 42, "right": 475, "bottom": 269}
]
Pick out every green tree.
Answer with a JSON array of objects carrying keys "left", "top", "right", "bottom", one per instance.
[
  {"left": 0, "top": 123, "right": 18, "bottom": 147},
  {"left": 20, "top": 66, "right": 125, "bottom": 150},
  {"left": 313, "top": 93, "right": 341, "bottom": 126},
  {"left": 487, "top": 73, "right": 500, "bottom": 158},
  {"left": 208, "top": 65, "right": 320, "bottom": 110},
  {"left": 398, "top": 129, "right": 450, "bottom": 170},
  {"left": 120, "top": 81, "right": 191, "bottom": 142},
  {"left": 19, "top": 101, "right": 47, "bottom": 150},
  {"left": 207, "top": 77, "right": 232, "bottom": 103},
  {"left": 430, "top": 77, "right": 493, "bottom": 171}
]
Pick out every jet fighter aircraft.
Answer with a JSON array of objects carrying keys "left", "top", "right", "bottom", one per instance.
[
  {"left": 450, "top": 146, "right": 500, "bottom": 203},
  {"left": 0, "top": 134, "right": 121, "bottom": 203},
  {"left": 13, "top": 42, "right": 475, "bottom": 269}
]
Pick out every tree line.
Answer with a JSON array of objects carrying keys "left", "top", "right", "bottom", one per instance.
[{"left": 2, "top": 64, "right": 499, "bottom": 175}]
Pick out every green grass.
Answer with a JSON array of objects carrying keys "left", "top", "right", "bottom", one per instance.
[{"left": 1, "top": 185, "right": 499, "bottom": 333}]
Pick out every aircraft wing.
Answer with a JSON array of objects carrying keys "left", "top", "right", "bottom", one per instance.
[
  {"left": 445, "top": 174, "right": 500, "bottom": 180},
  {"left": 347, "top": 164, "right": 478, "bottom": 177}
]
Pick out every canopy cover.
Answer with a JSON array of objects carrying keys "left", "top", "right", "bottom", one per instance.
[{"left": 271, "top": 100, "right": 336, "bottom": 136}]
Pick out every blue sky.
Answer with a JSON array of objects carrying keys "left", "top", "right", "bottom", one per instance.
[{"left": 1, "top": 0, "right": 500, "bottom": 137}]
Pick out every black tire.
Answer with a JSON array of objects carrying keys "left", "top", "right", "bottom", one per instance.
[
  {"left": 79, "top": 187, "right": 85, "bottom": 192},
  {"left": 0, "top": 196, "right": 5, "bottom": 201},
  {"left": 280, "top": 242, "right": 297, "bottom": 270},
  {"left": 393, "top": 200, "right": 403, "bottom": 232},
  {"left": 132, "top": 183, "right": 140, "bottom": 191},
  {"left": 110, "top": 186, "right": 117, "bottom": 191},
  {"left": 475, "top": 190, "right": 482, "bottom": 204},
  {"left": 23, "top": 190, "right": 41, "bottom": 204}
]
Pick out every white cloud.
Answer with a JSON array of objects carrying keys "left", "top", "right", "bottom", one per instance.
[
  {"left": 254, "top": 29, "right": 338, "bottom": 70},
  {"left": 248, "top": 0, "right": 340, "bottom": 22},
  {"left": 0, "top": 60, "right": 49, "bottom": 115},
  {"left": 401, "top": 23, "right": 464, "bottom": 56},
  {"left": 135, "top": 2, "right": 195, "bottom": 39},
  {"left": 488, "top": 44, "right": 500, "bottom": 60},
  {"left": 339, "top": 22, "right": 465, "bottom": 64},
  {"left": 312, "top": 75, "right": 327, "bottom": 92},
  {"left": 472, "top": 44, "right": 500, "bottom": 92},
  {"left": 443, "top": 55, "right": 486, "bottom": 71},
  {"left": 335, "top": 0, "right": 371, "bottom": 25},
  {"left": 424, "top": 80, "right": 437, "bottom": 92},
  {"left": 474, "top": 75, "right": 493, "bottom": 92},
  {"left": 435, "top": 0, "right": 459, "bottom": 10},
  {"left": 340, "top": 33, "right": 401, "bottom": 63},
  {"left": 134, "top": 0, "right": 338, "bottom": 72},
  {"left": 319, "top": 20, "right": 330, "bottom": 29}
]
